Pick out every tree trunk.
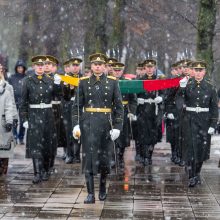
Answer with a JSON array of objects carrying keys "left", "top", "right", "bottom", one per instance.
[
  {"left": 84, "top": 0, "right": 108, "bottom": 62},
  {"left": 196, "top": 0, "right": 217, "bottom": 75}
]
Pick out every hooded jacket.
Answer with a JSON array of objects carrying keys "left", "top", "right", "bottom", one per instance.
[{"left": 8, "top": 60, "right": 27, "bottom": 106}]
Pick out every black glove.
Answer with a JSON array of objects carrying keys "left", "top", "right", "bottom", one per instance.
[
  {"left": 5, "top": 123, "right": 12, "bottom": 132},
  {"left": 13, "top": 119, "right": 18, "bottom": 128}
]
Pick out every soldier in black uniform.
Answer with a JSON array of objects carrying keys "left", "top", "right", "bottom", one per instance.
[
  {"left": 178, "top": 60, "right": 218, "bottom": 187},
  {"left": 133, "top": 63, "right": 145, "bottom": 161},
  {"left": 63, "top": 58, "right": 82, "bottom": 164},
  {"left": 72, "top": 53, "right": 123, "bottom": 204},
  {"left": 112, "top": 62, "right": 137, "bottom": 169},
  {"left": 137, "top": 59, "right": 164, "bottom": 166},
  {"left": 177, "top": 59, "right": 192, "bottom": 167},
  {"left": 164, "top": 62, "right": 181, "bottom": 163},
  {"left": 20, "top": 55, "right": 62, "bottom": 184},
  {"left": 44, "top": 55, "right": 67, "bottom": 175}
]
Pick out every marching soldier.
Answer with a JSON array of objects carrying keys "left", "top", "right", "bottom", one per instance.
[
  {"left": 72, "top": 53, "right": 123, "bottom": 203},
  {"left": 177, "top": 59, "right": 193, "bottom": 166},
  {"left": 134, "top": 63, "right": 145, "bottom": 161},
  {"left": 63, "top": 57, "right": 82, "bottom": 164},
  {"left": 164, "top": 62, "right": 181, "bottom": 163},
  {"left": 44, "top": 55, "right": 66, "bottom": 175},
  {"left": 137, "top": 59, "right": 164, "bottom": 166},
  {"left": 112, "top": 62, "right": 137, "bottom": 169},
  {"left": 178, "top": 60, "right": 218, "bottom": 187},
  {"left": 20, "top": 55, "right": 62, "bottom": 183}
]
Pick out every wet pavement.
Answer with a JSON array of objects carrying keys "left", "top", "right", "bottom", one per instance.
[{"left": 1, "top": 135, "right": 220, "bottom": 219}]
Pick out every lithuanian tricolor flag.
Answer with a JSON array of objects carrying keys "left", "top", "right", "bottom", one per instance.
[{"left": 59, "top": 75, "right": 181, "bottom": 93}]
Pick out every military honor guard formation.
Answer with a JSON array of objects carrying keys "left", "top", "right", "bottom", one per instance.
[{"left": 0, "top": 52, "right": 218, "bottom": 204}]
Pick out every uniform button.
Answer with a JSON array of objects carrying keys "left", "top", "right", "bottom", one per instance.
[
  {"left": 89, "top": 93, "right": 91, "bottom": 95},
  {"left": 105, "top": 99, "right": 107, "bottom": 102},
  {"left": 198, "top": 91, "right": 200, "bottom": 93},
  {"left": 88, "top": 87, "right": 91, "bottom": 89},
  {"left": 40, "top": 87, "right": 42, "bottom": 89},
  {"left": 40, "top": 94, "right": 43, "bottom": 96},
  {"left": 197, "top": 98, "right": 199, "bottom": 100},
  {"left": 105, "top": 93, "right": 107, "bottom": 95},
  {"left": 106, "top": 81, "right": 109, "bottom": 84},
  {"left": 40, "top": 81, "right": 42, "bottom": 83}
]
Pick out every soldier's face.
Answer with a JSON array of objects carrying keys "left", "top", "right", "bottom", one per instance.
[
  {"left": 71, "top": 64, "right": 80, "bottom": 73},
  {"left": 113, "top": 69, "right": 123, "bottom": 78},
  {"left": 44, "top": 62, "right": 53, "bottom": 73},
  {"left": 145, "top": 66, "right": 155, "bottom": 76},
  {"left": 136, "top": 68, "right": 141, "bottom": 75},
  {"left": 189, "top": 68, "right": 195, "bottom": 77},
  {"left": 91, "top": 63, "right": 105, "bottom": 74},
  {"left": 106, "top": 65, "right": 113, "bottom": 73},
  {"left": 194, "top": 68, "right": 205, "bottom": 81},
  {"left": 64, "top": 65, "right": 70, "bottom": 73},
  {"left": 51, "top": 64, "right": 57, "bottom": 73},
  {"left": 171, "top": 68, "right": 177, "bottom": 76},
  {"left": 34, "top": 63, "right": 45, "bottom": 75}
]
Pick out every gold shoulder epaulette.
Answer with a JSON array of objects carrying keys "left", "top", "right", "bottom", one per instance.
[
  {"left": 80, "top": 76, "right": 90, "bottom": 80},
  {"left": 158, "top": 74, "right": 166, "bottom": 79},
  {"left": 107, "top": 76, "right": 116, "bottom": 80}
]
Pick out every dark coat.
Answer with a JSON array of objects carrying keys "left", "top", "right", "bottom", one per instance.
[
  {"left": 164, "top": 81, "right": 179, "bottom": 146},
  {"left": 115, "top": 77, "right": 137, "bottom": 149},
  {"left": 137, "top": 75, "right": 162, "bottom": 146},
  {"left": 20, "top": 74, "right": 61, "bottom": 159},
  {"left": 72, "top": 74, "right": 124, "bottom": 175},
  {"left": 8, "top": 60, "right": 27, "bottom": 107},
  {"left": 178, "top": 79, "right": 218, "bottom": 163}
]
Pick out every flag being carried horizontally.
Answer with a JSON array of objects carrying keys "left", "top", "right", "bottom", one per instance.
[{"left": 58, "top": 74, "right": 181, "bottom": 94}]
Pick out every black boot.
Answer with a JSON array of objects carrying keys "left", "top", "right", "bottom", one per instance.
[
  {"left": 195, "top": 162, "right": 203, "bottom": 185},
  {"left": 170, "top": 144, "right": 177, "bottom": 163},
  {"left": 218, "top": 159, "right": 220, "bottom": 168},
  {"left": 118, "top": 147, "right": 125, "bottom": 169},
  {"left": 49, "top": 155, "right": 55, "bottom": 175},
  {"left": 84, "top": 173, "right": 95, "bottom": 204},
  {"left": 62, "top": 148, "right": 67, "bottom": 160},
  {"left": 99, "top": 173, "right": 107, "bottom": 201},
  {"left": 32, "top": 158, "right": 42, "bottom": 184},
  {"left": 42, "top": 158, "right": 50, "bottom": 181},
  {"left": 148, "top": 145, "right": 154, "bottom": 165},
  {"left": 142, "top": 145, "right": 152, "bottom": 166},
  {"left": 73, "top": 143, "right": 81, "bottom": 163},
  {"left": 188, "top": 161, "right": 196, "bottom": 187},
  {"left": 135, "top": 142, "right": 141, "bottom": 161}
]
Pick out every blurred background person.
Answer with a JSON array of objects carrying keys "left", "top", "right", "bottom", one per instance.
[
  {"left": 0, "top": 62, "right": 18, "bottom": 175},
  {"left": 8, "top": 60, "right": 27, "bottom": 145}
]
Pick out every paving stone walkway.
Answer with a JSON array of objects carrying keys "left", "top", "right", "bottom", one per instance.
[{"left": 0, "top": 135, "right": 220, "bottom": 219}]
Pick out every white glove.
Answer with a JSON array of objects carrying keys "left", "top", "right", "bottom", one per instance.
[
  {"left": 154, "top": 96, "right": 163, "bottom": 104},
  {"left": 54, "top": 74, "right": 61, "bottom": 85},
  {"left": 72, "top": 125, "right": 81, "bottom": 139},
  {"left": 179, "top": 76, "right": 188, "bottom": 88},
  {"left": 23, "top": 121, "right": 29, "bottom": 129},
  {"left": 137, "top": 98, "right": 145, "bottom": 105},
  {"left": 127, "top": 113, "right": 136, "bottom": 121},
  {"left": 110, "top": 129, "right": 120, "bottom": 141},
  {"left": 167, "top": 113, "right": 175, "bottom": 120},
  {"left": 208, "top": 127, "right": 215, "bottom": 135}
]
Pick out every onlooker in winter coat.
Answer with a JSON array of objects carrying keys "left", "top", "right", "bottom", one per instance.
[
  {"left": 8, "top": 60, "right": 26, "bottom": 144},
  {"left": 0, "top": 63, "right": 17, "bottom": 175}
]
